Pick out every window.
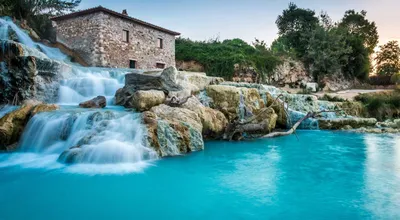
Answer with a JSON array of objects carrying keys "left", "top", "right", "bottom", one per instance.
[
  {"left": 129, "top": 60, "right": 136, "bottom": 69},
  {"left": 122, "top": 30, "right": 129, "bottom": 42},
  {"left": 156, "top": 63, "right": 165, "bottom": 69},
  {"left": 157, "top": 38, "right": 163, "bottom": 49}
]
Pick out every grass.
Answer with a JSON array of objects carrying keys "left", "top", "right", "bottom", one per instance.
[
  {"left": 319, "top": 94, "right": 346, "bottom": 102},
  {"left": 354, "top": 91, "right": 400, "bottom": 120}
]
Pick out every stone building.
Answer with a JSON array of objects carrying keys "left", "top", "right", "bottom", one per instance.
[{"left": 51, "top": 6, "right": 180, "bottom": 69}]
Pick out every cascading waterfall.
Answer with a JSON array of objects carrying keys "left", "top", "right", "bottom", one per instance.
[
  {"left": 0, "top": 105, "right": 18, "bottom": 118},
  {"left": 19, "top": 109, "right": 157, "bottom": 164},
  {"left": 0, "top": 18, "right": 160, "bottom": 173},
  {"left": 58, "top": 66, "right": 131, "bottom": 104},
  {"left": 0, "top": 17, "right": 68, "bottom": 61}
]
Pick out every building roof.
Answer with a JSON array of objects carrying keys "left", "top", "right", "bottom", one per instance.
[{"left": 51, "top": 6, "right": 180, "bottom": 36}]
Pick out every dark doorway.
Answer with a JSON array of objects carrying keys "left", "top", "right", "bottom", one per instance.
[{"left": 129, "top": 60, "right": 136, "bottom": 69}]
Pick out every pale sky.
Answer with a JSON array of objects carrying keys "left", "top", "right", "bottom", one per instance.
[{"left": 79, "top": 0, "right": 399, "bottom": 46}]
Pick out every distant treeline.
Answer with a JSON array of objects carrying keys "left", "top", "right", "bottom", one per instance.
[{"left": 176, "top": 3, "right": 400, "bottom": 84}]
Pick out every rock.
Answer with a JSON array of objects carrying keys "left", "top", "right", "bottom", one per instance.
[
  {"left": 269, "top": 59, "right": 312, "bottom": 88},
  {"left": 115, "top": 89, "right": 165, "bottom": 111},
  {"left": 318, "top": 118, "right": 377, "bottom": 130},
  {"left": 142, "top": 111, "right": 204, "bottom": 157},
  {"left": 252, "top": 107, "right": 278, "bottom": 133},
  {"left": 79, "top": 96, "right": 106, "bottom": 108},
  {"left": 181, "top": 97, "right": 228, "bottom": 138},
  {"left": 341, "top": 125, "right": 353, "bottom": 130},
  {"left": 177, "top": 71, "right": 223, "bottom": 93},
  {"left": 1, "top": 40, "right": 71, "bottom": 104},
  {"left": 31, "top": 104, "right": 59, "bottom": 116},
  {"left": 205, "top": 85, "right": 240, "bottom": 122},
  {"left": 306, "top": 83, "right": 318, "bottom": 92},
  {"left": 150, "top": 104, "right": 202, "bottom": 133},
  {"left": 0, "top": 103, "right": 59, "bottom": 150},
  {"left": 0, "top": 104, "right": 34, "bottom": 150},
  {"left": 124, "top": 66, "right": 183, "bottom": 92}
]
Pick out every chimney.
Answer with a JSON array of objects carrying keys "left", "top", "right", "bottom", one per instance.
[{"left": 122, "top": 9, "right": 128, "bottom": 15}]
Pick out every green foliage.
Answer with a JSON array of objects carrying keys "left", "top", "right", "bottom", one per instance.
[
  {"left": 275, "top": 2, "right": 319, "bottom": 58},
  {"left": 375, "top": 41, "right": 400, "bottom": 76},
  {"left": 275, "top": 4, "right": 377, "bottom": 82},
  {"left": 319, "top": 94, "right": 346, "bottom": 102},
  {"left": 0, "top": 0, "right": 81, "bottom": 40},
  {"left": 175, "top": 37, "right": 281, "bottom": 81},
  {"left": 354, "top": 91, "right": 400, "bottom": 120},
  {"left": 338, "top": 10, "right": 379, "bottom": 54},
  {"left": 303, "top": 25, "right": 351, "bottom": 80},
  {"left": 391, "top": 72, "right": 400, "bottom": 84}
]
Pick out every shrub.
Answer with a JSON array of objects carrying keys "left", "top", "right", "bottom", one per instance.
[
  {"left": 354, "top": 91, "right": 400, "bottom": 120},
  {"left": 319, "top": 94, "right": 345, "bottom": 102},
  {"left": 368, "top": 75, "right": 394, "bottom": 86}
]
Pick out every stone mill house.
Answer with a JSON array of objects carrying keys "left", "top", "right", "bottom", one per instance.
[{"left": 51, "top": 6, "right": 180, "bottom": 69}]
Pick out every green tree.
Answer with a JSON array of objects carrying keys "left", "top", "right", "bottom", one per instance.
[
  {"left": 375, "top": 41, "right": 400, "bottom": 76},
  {"left": 339, "top": 10, "right": 379, "bottom": 54},
  {"left": 275, "top": 2, "right": 319, "bottom": 57},
  {"left": 303, "top": 25, "right": 351, "bottom": 80}
]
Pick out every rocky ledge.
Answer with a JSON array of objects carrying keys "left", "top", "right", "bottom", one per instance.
[{"left": 0, "top": 101, "right": 59, "bottom": 151}]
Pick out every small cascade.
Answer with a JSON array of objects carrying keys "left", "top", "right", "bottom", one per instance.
[
  {"left": 18, "top": 108, "right": 158, "bottom": 164},
  {"left": 0, "top": 17, "right": 69, "bottom": 61},
  {"left": 197, "top": 90, "right": 211, "bottom": 107},
  {"left": 239, "top": 91, "right": 246, "bottom": 122},
  {"left": 288, "top": 109, "right": 319, "bottom": 130},
  {"left": 58, "top": 66, "right": 131, "bottom": 104},
  {"left": 0, "top": 105, "right": 18, "bottom": 118}
]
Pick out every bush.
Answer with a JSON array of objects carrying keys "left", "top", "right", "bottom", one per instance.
[
  {"left": 319, "top": 94, "right": 345, "bottom": 102},
  {"left": 368, "top": 75, "right": 394, "bottom": 86},
  {"left": 175, "top": 38, "right": 281, "bottom": 80},
  {"left": 354, "top": 91, "right": 400, "bottom": 120}
]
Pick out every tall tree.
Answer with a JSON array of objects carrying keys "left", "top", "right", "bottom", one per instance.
[
  {"left": 375, "top": 41, "right": 400, "bottom": 76},
  {"left": 339, "top": 10, "right": 379, "bottom": 54},
  {"left": 275, "top": 2, "right": 319, "bottom": 57}
]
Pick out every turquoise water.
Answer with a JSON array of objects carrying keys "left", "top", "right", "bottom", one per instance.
[{"left": 0, "top": 131, "right": 400, "bottom": 219}]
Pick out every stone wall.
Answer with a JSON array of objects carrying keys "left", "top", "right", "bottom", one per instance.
[
  {"left": 54, "top": 12, "right": 176, "bottom": 69},
  {"left": 53, "top": 12, "right": 103, "bottom": 66}
]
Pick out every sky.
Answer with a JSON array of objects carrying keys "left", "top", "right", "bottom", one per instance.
[{"left": 79, "top": 0, "right": 400, "bottom": 46}]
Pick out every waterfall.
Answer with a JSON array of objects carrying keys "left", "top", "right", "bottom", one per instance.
[
  {"left": 18, "top": 109, "right": 157, "bottom": 164},
  {"left": 58, "top": 66, "right": 131, "bottom": 105},
  {"left": 0, "top": 17, "right": 68, "bottom": 61},
  {"left": 0, "top": 105, "right": 18, "bottom": 118},
  {"left": 0, "top": 18, "right": 160, "bottom": 173}
]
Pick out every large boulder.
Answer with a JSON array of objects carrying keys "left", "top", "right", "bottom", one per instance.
[
  {"left": 79, "top": 96, "right": 106, "bottom": 108},
  {"left": 124, "top": 66, "right": 183, "bottom": 92},
  {"left": 150, "top": 104, "right": 202, "bottom": 133},
  {"left": 318, "top": 118, "right": 377, "bottom": 130},
  {"left": 142, "top": 111, "right": 204, "bottom": 157},
  {"left": 206, "top": 85, "right": 240, "bottom": 122},
  {"left": 0, "top": 103, "right": 58, "bottom": 150},
  {"left": 115, "top": 89, "right": 165, "bottom": 111},
  {"left": 181, "top": 97, "right": 228, "bottom": 138}
]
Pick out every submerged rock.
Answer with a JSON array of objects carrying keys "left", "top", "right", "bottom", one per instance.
[
  {"left": 318, "top": 118, "right": 377, "bottom": 130},
  {"left": 79, "top": 96, "right": 106, "bottom": 108}
]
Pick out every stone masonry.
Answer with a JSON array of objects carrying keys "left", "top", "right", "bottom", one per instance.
[{"left": 51, "top": 6, "right": 179, "bottom": 69}]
